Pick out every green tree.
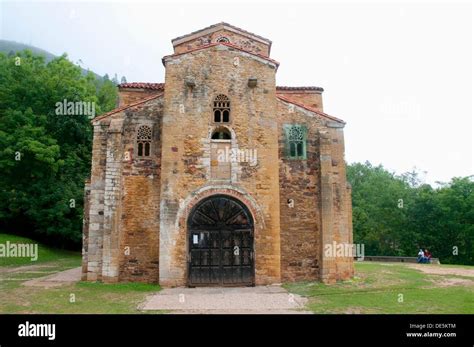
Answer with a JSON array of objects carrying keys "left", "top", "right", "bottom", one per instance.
[
  {"left": 0, "top": 50, "right": 118, "bottom": 247},
  {"left": 347, "top": 162, "right": 412, "bottom": 256},
  {"left": 348, "top": 161, "right": 474, "bottom": 265}
]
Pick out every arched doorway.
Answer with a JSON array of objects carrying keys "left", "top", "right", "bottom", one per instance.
[{"left": 187, "top": 195, "right": 254, "bottom": 286}]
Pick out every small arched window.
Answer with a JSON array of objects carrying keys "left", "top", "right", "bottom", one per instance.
[
  {"left": 284, "top": 124, "right": 307, "bottom": 160},
  {"left": 211, "top": 127, "right": 231, "bottom": 140},
  {"left": 216, "top": 36, "right": 230, "bottom": 43},
  {"left": 136, "top": 125, "right": 152, "bottom": 157},
  {"left": 213, "top": 95, "right": 230, "bottom": 123},
  {"left": 289, "top": 126, "right": 304, "bottom": 157}
]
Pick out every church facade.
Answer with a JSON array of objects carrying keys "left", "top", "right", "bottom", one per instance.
[{"left": 82, "top": 22, "right": 354, "bottom": 287}]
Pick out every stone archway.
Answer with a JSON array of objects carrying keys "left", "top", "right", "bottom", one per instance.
[{"left": 187, "top": 194, "right": 254, "bottom": 287}]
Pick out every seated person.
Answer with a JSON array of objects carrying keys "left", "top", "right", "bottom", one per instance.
[
  {"left": 417, "top": 249, "right": 425, "bottom": 263},
  {"left": 424, "top": 249, "right": 432, "bottom": 263}
]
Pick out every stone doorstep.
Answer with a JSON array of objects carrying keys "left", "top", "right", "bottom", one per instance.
[
  {"left": 167, "top": 309, "right": 311, "bottom": 315},
  {"left": 139, "top": 285, "right": 309, "bottom": 312}
]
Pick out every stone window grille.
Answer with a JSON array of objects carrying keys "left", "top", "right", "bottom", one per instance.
[
  {"left": 136, "top": 125, "right": 152, "bottom": 157},
  {"left": 213, "top": 95, "right": 230, "bottom": 123},
  {"left": 284, "top": 124, "right": 307, "bottom": 160}
]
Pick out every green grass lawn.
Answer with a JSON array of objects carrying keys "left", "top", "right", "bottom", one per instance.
[
  {"left": 0, "top": 233, "right": 80, "bottom": 266},
  {"left": 285, "top": 262, "right": 474, "bottom": 314},
  {"left": 0, "top": 233, "right": 162, "bottom": 314},
  {"left": 1, "top": 233, "right": 473, "bottom": 314}
]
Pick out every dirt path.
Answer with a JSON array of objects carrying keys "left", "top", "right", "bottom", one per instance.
[
  {"left": 0, "top": 263, "right": 57, "bottom": 274},
  {"left": 140, "top": 285, "right": 311, "bottom": 314},
  {"left": 22, "top": 267, "right": 81, "bottom": 288},
  {"left": 407, "top": 264, "right": 474, "bottom": 277}
]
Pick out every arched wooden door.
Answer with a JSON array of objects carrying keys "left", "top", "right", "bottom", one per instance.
[{"left": 187, "top": 195, "right": 254, "bottom": 286}]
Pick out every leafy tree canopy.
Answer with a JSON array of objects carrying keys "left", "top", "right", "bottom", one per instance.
[
  {"left": 0, "top": 50, "right": 118, "bottom": 248},
  {"left": 348, "top": 162, "right": 473, "bottom": 265}
]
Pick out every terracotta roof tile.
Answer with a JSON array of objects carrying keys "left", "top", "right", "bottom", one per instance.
[
  {"left": 117, "top": 83, "right": 325, "bottom": 93},
  {"left": 277, "top": 86, "right": 324, "bottom": 92},
  {"left": 118, "top": 82, "right": 164, "bottom": 90}
]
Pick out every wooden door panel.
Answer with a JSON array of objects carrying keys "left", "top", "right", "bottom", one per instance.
[{"left": 188, "top": 196, "right": 254, "bottom": 286}]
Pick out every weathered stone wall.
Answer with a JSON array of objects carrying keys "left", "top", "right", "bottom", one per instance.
[
  {"left": 277, "top": 100, "right": 323, "bottom": 282},
  {"left": 159, "top": 44, "right": 281, "bottom": 286},
  {"left": 101, "top": 117, "right": 125, "bottom": 282},
  {"left": 83, "top": 122, "right": 109, "bottom": 281},
  {"left": 277, "top": 90, "right": 324, "bottom": 112},
  {"left": 83, "top": 98, "right": 164, "bottom": 284},
  {"left": 174, "top": 29, "right": 270, "bottom": 57},
  {"left": 117, "top": 99, "right": 163, "bottom": 283},
  {"left": 81, "top": 181, "right": 90, "bottom": 281},
  {"left": 277, "top": 98, "right": 353, "bottom": 283},
  {"left": 323, "top": 124, "right": 354, "bottom": 282},
  {"left": 83, "top": 25, "right": 353, "bottom": 286},
  {"left": 119, "top": 89, "right": 161, "bottom": 107}
]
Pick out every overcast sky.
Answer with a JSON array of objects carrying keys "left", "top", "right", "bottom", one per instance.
[{"left": 1, "top": 0, "right": 472, "bottom": 185}]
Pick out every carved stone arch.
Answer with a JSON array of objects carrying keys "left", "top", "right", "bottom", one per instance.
[
  {"left": 177, "top": 185, "right": 265, "bottom": 233},
  {"left": 187, "top": 194, "right": 254, "bottom": 286},
  {"left": 176, "top": 185, "right": 265, "bottom": 286},
  {"left": 210, "top": 124, "right": 234, "bottom": 140}
]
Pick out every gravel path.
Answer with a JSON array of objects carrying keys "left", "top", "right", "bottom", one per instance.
[
  {"left": 140, "top": 285, "right": 311, "bottom": 314},
  {"left": 22, "top": 267, "right": 81, "bottom": 288}
]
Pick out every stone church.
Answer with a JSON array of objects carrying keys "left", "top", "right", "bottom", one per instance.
[{"left": 82, "top": 22, "right": 354, "bottom": 287}]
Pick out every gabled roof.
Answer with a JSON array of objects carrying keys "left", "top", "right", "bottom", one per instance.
[
  {"left": 171, "top": 22, "right": 272, "bottom": 46},
  {"left": 277, "top": 94, "right": 345, "bottom": 124},
  {"left": 116, "top": 83, "right": 326, "bottom": 93},
  {"left": 162, "top": 42, "right": 280, "bottom": 69},
  {"left": 119, "top": 82, "right": 164, "bottom": 91},
  {"left": 91, "top": 93, "right": 163, "bottom": 123}
]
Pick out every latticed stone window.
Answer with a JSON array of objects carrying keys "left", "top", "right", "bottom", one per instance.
[
  {"left": 213, "top": 94, "right": 230, "bottom": 123},
  {"left": 136, "top": 125, "right": 152, "bottom": 157},
  {"left": 284, "top": 124, "right": 307, "bottom": 160}
]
